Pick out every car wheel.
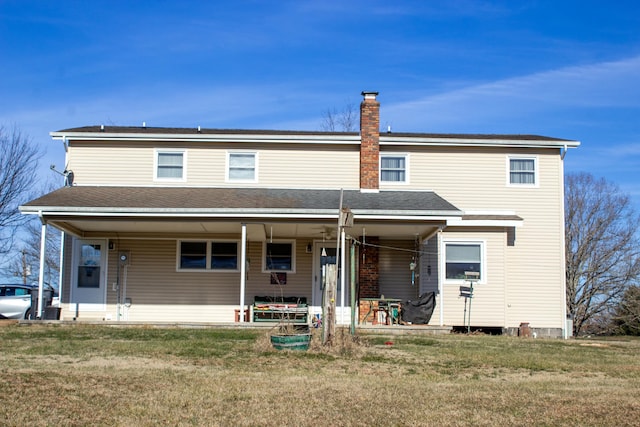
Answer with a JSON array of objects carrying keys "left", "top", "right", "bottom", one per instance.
[{"left": 25, "top": 308, "right": 32, "bottom": 320}]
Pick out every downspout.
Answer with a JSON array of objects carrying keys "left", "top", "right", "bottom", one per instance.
[
  {"left": 37, "top": 211, "right": 47, "bottom": 319},
  {"left": 239, "top": 223, "right": 247, "bottom": 323},
  {"left": 560, "top": 147, "right": 569, "bottom": 339}
]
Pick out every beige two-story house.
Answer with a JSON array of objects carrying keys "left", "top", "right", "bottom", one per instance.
[{"left": 21, "top": 91, "right": 579, "bottom": 337}]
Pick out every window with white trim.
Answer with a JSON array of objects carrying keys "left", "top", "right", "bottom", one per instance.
[
  {"left": 227, "top": 152, "right": 257, "bottom": 182},
  {"left": 178, "top": 241, "right": 239, "bottom": 271},
  {"left": 264, "top": 241, "right": 295, "bottom": 272},
  {"left": 156, "top": 150, "right": 185, "bottom": 180},
  {"left": 380, "top": 154, "right": 407, "bottom": 183},
  {"left": 211, "top": 242, "right": 239, "bottom": 270},
  {"left": 508, "top": 156, "right": 537, "bottom": 186},
  {"left": 444, "top": 242, "right": 484, "bottom": 281}
]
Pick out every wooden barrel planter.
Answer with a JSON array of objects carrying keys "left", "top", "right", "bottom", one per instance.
[{"left": 270, "top": 333, "right": 311, "bottom": 351}]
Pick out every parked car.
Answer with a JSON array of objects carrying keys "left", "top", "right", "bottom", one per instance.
[
  {"left": 0, "top": 284, "right": 35, "bottom": 319},
  {"left": 0, "top": 284, "right": 59, "bottom": 319}
]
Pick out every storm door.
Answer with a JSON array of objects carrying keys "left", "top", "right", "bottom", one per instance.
[
  {"left": 71, "top": 239, "right": 107, "bottom": 311},
  {"left": 312, "top": 241, "right": 350, "bottom": 323}
]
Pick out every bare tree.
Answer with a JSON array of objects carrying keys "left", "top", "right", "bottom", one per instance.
[
  {"left": 565, "top": 172, "right": 640, "bottom": 335},
  {"left": 7, "top": 218, "right": 61, "bottom": 288},
  {"left": 0, "top": 126, "right": 41, "bottom": 255},
  {"left": 320, "top": 102, "right": 358, "bottom": 132}
]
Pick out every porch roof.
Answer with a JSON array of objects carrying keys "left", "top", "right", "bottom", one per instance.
[
  {"left": 22, "top": 186, "right": 460, "bottom": 214},
  {"left": 21, "top": 186, "right": 468, "bottom": 239}
]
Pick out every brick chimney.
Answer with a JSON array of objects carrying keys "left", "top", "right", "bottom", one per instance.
[{"left": 360, "top": 91, "right": 380, "bottom": 192}]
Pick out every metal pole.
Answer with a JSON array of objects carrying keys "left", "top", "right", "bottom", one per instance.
[
  {"left": 350, "top": 239, "right": 356, "bottom": 335},
  {"left": 340, "top": 228, "right": 346, "bottom": 325}
]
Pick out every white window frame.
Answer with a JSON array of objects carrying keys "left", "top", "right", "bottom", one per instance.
[
  {"left": 507, "top": 155, "right": 538, "bottom": 187},
  {"left": 441, "top": 239, "right": 486, "bottom": 285},
  {"left": 380, "top": 153, "right": 409, "bottom": 184},
  {"left": 262, "top": 240, "right": 296, "bottom": 273},
  {"left": 154, "top": 149, "right": 186, "bottom": 182},
  {"left": 176, "top": 240, "right": 240, "bottom": 272},
  {"left": 226, "top": 151, "right": 258, "bottom": 183}
]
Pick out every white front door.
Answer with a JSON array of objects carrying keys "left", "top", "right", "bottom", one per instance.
[{"left": 71, "top": 239, "right": 107, "bottom": 311}]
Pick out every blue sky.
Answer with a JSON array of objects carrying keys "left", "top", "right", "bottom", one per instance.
[{"left": 1, "top": 0, "right": 639, "bottom": 209}]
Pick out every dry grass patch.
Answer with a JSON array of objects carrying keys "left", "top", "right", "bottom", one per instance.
[{"left": 1, "top": 324, "right": 639, "bottom": 426}]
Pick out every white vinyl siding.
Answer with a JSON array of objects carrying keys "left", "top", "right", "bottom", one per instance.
[
  {"left": 440, "top": 230, "right": 505, "bottom": 327},
  {"left": 67, "top": 143, "right": 359, "bottom": 188},
  {"left": 59, "top": 239, "right": 313, "bottom": 322},
  {"left": 379, "top": 240, "right": 419, "bottom": 302}
]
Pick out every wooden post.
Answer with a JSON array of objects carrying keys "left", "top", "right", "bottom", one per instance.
[{"left": 323, "top": 264, "right": 337, "bottom": 345}]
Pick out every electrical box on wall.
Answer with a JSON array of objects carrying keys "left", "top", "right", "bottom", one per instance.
[{"left": 119, "top": 251, "right": 130, "bottom": 266}]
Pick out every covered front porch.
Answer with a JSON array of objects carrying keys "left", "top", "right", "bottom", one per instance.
[{"left": 21, "top": 186, "right": 464, "bottom": 326}]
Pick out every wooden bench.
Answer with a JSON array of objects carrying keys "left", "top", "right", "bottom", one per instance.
[{"left": 252, "top": 296, "right": 308, "bottom": 324}]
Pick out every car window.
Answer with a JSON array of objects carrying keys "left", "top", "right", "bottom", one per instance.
[
  {"left": 15, "top": 288, "right": 29, "bottom": 296},
  {"left": 5, "top": 287, "right": 15, "bottom": 296}
]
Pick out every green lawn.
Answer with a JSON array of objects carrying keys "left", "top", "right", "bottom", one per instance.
[{"left": 1, "top": 323, "right": 638, "bottom": 426}]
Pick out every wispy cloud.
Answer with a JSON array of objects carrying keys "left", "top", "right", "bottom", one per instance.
[{"left": 383, "top": 55, "right": 640, "bottom": 133}]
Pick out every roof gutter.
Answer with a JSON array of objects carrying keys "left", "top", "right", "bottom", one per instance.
[{"left": 50, "top": 131, "right": 360, "bottom": 145}]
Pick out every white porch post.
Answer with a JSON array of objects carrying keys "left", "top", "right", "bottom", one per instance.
[
  {"left": 239, "top": 223, "right": 247, "bottom": 323},
  {"left": 339, "top": 228, "right": 346, "bottom": 324},
  {"left": 438, "top": 228, "right": 444, "bottom": 327},
  {"left": 37, "top": 214, "right": 47, "bottom": 319},
  {"left": 58, "top": 232, "right": 64, "bottom": 310}
]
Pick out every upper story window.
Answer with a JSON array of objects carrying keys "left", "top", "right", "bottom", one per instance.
[
  {"left": 264, "top": 241, "right": 295, "bottom": 272},
  {"left": 444, "top": 241, "right": 485, "bottom": 283},
  {"left": 156, "top": 150, "right": 185, "bottom": 181},
  {"left": 227, "top": 152, "right": 257, "bottom": 182},
  {"left": 178, "top": 240, "right": 239, "bottom": 271},
  {"left": 380, "top": 154, "right": 408, "bottom": 183},
  {"left": 508, "top": 156, "right": 537, "bottom": 186}
]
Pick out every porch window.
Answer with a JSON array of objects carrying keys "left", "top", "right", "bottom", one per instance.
[
  {"left": 211, "top": 242, "right": 238, "bottom": 270},
  {"left": 264, "top": 241, "right": 295, "bottom": 272},
  {"left": 227, "top": 152, "right": 257, "bottom": 181},
  {"left": 380, "top": 154, "right": 407, "bottom": 183},
  {"left": 445, "top": 243, "right": 483, "bottom": 281},
  {"left": 156, "top": 150, "right": 185, "bottom": 180},
  {"left": 178, "top": 241, "right": 240, "bottom": 271},
  {"left": 508, "top": 157, "right": 537, "bottom": 186},
  {"left": 179, "top": 241, "right": 207, "bottom": 269}
]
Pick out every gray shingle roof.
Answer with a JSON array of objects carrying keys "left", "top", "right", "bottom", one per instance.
[
  {"left": 54, "top": 125, "right": 573, "bottom": 142},
  {"left": 22, "top": 186, "right": 461, "bottom": 215}
]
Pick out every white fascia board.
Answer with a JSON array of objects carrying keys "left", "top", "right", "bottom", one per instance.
[
  {"left": 21, "top": 207, "right": 338, "bottom": 218},
  {"left": 448, "top": 219, "right": 524, "bottom": 228},
  {"left": 50, "top": 131, "right": 360, "bottom": 145},
  {"left": 380, "top": 136, "right": 580, "bottom": 149},
  {"left": 447, "top": 218, "right": 524, "bottom": 228},
  {"left": 22, "top": 206, "right": 463, "bottom": 222},
  {"left": 353, "top": 213, "right": 462, "bottom": 221}
]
